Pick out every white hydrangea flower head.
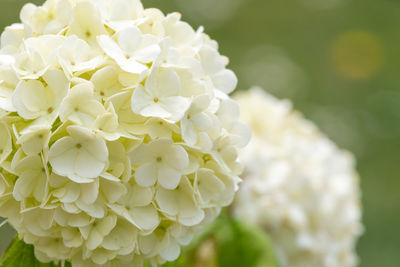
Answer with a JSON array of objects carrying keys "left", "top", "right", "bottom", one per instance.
[
  {"left": 0, "top": 0, "right": 250, "bottom": 265},
  {"left": 233, "top": 88, "right": 363, "bottom": 267}
]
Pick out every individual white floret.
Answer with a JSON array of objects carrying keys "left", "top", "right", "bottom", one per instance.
[
  {"left": 68, "top": 1, "right": 107, "bottom": 45},
  {"left": 57, "top": 35, "right": 103, "bottom": 77},
  {"left": 131, "top": 66, "right": 191, "bottom": 122},
  {"left": 20, "top": 0, "right": 73, "bottom": 35},
  {"left": 59, "top": 82, "right": 105, "bottom": 127},
  {"left": 129, "top": 139, "right": 189, "bottom": 189},
  {"left": 109, "top": 183, "right": 159, "bottom": 232},
  {"left": 98, "top": 26, "right": 160, "bottom": 74},
  {"left": 12, "top": 69, "right": 68, "bottom": 123},
  {"left": 49, "top": 126, "right": 108, "bottom": 183},
  {"left": 12, "top": 155, "right": 47, "bottom": 202}
]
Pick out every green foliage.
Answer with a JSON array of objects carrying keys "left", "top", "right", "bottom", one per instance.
[
  {"left": 0, "top": 237, "right": 70, "bottom": 267},
  {"left": 159, "top": 214, "right": 278, "bottom": 267},
  {"left": 215, "top": 216, "right": 277, "bottom": 267}
]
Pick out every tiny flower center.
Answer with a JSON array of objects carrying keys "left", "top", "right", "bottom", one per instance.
[
  {"left": 156, "top": 156, "right": 162, "bottom": 162},
  {"left": 153, "top": 97, "right": 159, "bottom": 103},
  {"left": 74, "top": 107, "right": 79, "bottom": 112},
  {"left": 125, "top": 55, "right": 131, "bottom": 59},
  {"left": 202, "top": 154, "right": 211, "bottom": 163},
  {"left": 76, "top": 143, "right": 82, "bottom": 149},
  {"left": 0, "top": 149, "right": 3, "bottom": 154},
  {"left": 100, "top": 91, "right": 105, "bottom": 96},
  {"left": 47, "top": 107, "right": 54, "bottom": 113},
  {"left": 38, "top": 134, "right": 43, "bottom": 139},
  {"left": 85, "top": 31, "right": 91, "bottom": 38},
  {"left": 187, "top": 114, "right": 191, "bottom": 120}
]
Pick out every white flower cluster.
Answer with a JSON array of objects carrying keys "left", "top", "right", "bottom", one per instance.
[
  {"left": 0, "top": 0, "right": 249, "bottom": 266},
  {"left": 233, "top": 88, "right": 363, "bottom": 267}
]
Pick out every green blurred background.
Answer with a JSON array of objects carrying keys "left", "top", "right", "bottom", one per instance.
[{"left": 0, "top": 0, "right": 399, "bottom": 266}]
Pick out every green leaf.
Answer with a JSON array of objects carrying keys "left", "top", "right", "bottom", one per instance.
[
  {"left": 159, "top": 214, "right": 278, "bottom": 267},
  {"left": 0, "top": 237, "right": 70, "bottom": 267},
  {"left": 214, "top": 215, "right": 278, "bottom": 267}
]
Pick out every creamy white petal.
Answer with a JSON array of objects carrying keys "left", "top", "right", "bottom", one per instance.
[
  {"left": 181, "top": 120, "right": 197, "bottom": 146},
  {"left": 134, "top": 163, "right": 157, "bottom": 187},
  {"left": 79, "top": 180, "right": 99, "bottom": 205},
  {"left": 128, "top": 205, "right": 159, "bottom": 231},
  {"left": 68, "top": 1, "right": 107, "bottom": 45},
  {"left": 128, "top": 184, "right": 153, "bottom": 207},
  {"left": 97, "top": 35, "right": 126, "bottom": 63},
  {"left": 117, "top": 26, "right": 142, "bottom": 54},
  {"left": 75, "top": 149, "right": 107, "bottom": 178},
  {"left": 163, "top": 145, "right": 189, "bottom": 171},
  {"left": 212, "top": 69, "right": 237, "bottom": 94},
  {"left": 159, "top": 96, "right": 191, "bottom": 122},
  {"left": 160, "top": 241, "right": 180, "bottom": 261},
  {"left": 0, "top": 123, "right": 12, "bottom": 164},
  {"left": 149, "top": 68, "right": 180, "bottom": 98},
  {"left": 155, "top": 188, "right": 179, "bottom": 216},
  {"left": 18, "top": 126, "right": 51, "bottom": 155},
  {"left": 119, "top": 59, "right": 148, "bottom": 74},
  {"left": 86, "top": 229, "right": 104, "bottom": 250},
  {"left": 157, "top": 164, "right": 182, "bottom": 190},
  {"left": 134, "top": 44, "right": 160, "bottom": 63},
  {"left": 100, "top": 179, "right": 126, "bottom": 203}
]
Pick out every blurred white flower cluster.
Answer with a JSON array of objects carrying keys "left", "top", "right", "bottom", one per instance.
[
  {"left": 233, "top": 88, "right": 362, "bottom": 267},
  {"left": 0, "top": 0, "right": 249, "bottom": 266}
]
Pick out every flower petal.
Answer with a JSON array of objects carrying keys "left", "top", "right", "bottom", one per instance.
[
  {"left": 117, "top": 26, "right": 142, "bottom": 54},
  {"left": 135, "top": 163, "right": 157, "bottom": 187},
  {"left": 212, "top": 69, "right": 237, "bottom": 94},
  {"left": 75, "top": 149, "right": 106, "bottom": 178},
  {"left": 155, "top": 187, "right": 179, "bottom": 216},
  {"left": 128, "top": 205, "right": 159, "bottom": 231},
  {"left": 157, "top": 164, "right": 182, "bottom": 190}
]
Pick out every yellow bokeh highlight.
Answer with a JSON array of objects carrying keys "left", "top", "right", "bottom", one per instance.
[{"left": 331, "top": 30, "right": 384, "bottom": 80}]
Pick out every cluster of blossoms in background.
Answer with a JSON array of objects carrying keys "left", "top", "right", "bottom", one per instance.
[
  {"left": 233, "top": 88, "right": 363, "bottom": 267},
  {"left": 0, "top": 0, "right": 249, "bottom": 266}
]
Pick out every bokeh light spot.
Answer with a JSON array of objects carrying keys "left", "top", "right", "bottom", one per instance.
[{"left": 331, "top": 30, "right": 384, "bottom": 80}]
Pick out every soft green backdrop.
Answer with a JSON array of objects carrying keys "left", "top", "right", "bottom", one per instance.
[{"left": 0, "top": 0, "right": 399, "bottom": 266}]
